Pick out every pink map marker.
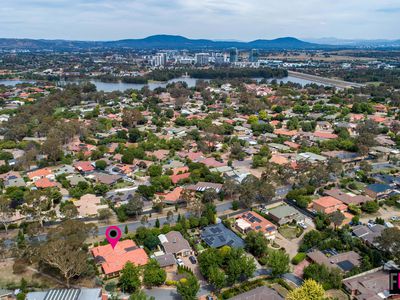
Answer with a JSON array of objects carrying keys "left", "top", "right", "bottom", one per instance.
[{"left": 105, "top": 226, "right": 122, "bottom": 249}]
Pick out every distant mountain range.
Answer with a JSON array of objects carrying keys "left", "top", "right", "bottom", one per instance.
[
  {"left": 305, "top": 37, "right": 400, "bottom": 48},
  {"left": 0, "top": 35, "right": 327, "bottom": 51},
  {"left": 0, "top": 35, "right": 398, "bottom": 51}
]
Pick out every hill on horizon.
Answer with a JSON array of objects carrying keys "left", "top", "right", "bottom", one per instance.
[{"left": 0, "top": 34, "right": 329, "bottom": 50}]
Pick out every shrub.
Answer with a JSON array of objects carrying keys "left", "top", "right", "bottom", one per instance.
[
  {"left": 13, "top": 259, "right": 27, "bottom": 274},
  {"left": 291, "top": 252, "right": 306, "bottom": 265},
  {"left": 165, "top": 280, "right": 177, "bottom": 286}
]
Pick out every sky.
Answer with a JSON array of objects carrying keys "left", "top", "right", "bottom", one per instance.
[{"left": 1, "top": 0, "right": 399, "bottom": 41}]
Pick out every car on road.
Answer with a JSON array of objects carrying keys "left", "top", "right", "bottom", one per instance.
[
  {"left": 189, "top": 255, "right": 197, "bottom": 264},
  {"left": 176, "top": 258, "right": 184, "bottom": 267}
]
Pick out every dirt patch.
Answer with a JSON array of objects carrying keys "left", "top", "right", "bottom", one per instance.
[{"left": 0, "top": 259, "right": 59, "bottom": 289}]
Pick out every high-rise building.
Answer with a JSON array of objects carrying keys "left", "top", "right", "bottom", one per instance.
[
  {"left": 229, "top": 48, "right": 238, "bottom": 63},
  {"left": 195, "top": 53, "right": 210, "bottom": 66},
  {"left": 249, "top": 49, "right": 259, "bottom": 62}
]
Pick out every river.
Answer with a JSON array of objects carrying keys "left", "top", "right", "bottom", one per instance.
[{"left": 0, "top": 75, "right": 322, "bottom": 92}]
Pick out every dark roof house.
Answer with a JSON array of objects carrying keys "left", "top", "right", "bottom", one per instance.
[{"left": 201, "top": 223, "right": 245, "bottom": 248}]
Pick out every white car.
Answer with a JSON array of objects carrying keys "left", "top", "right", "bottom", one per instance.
[
  {"left": 297, "top": 221, "right": 307, "bottom": 229},
  {"left": 390, "top": 216, "right": 399, "bottom": 221},
  {"left": 176, "top": 258, "right": 184, "bottom": 267}
]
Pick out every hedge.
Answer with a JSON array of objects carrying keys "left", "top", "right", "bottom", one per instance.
[{"left": 291, "top": 252, "right": 306, "bottom": 265}]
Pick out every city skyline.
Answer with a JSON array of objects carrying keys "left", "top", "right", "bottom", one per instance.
[{"left": 1, "top": 0, "right": 399, "bottom": 40}]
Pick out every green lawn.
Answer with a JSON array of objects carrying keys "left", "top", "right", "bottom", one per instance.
[{"left": 278, "top": 225, "right": 303, "bottom": 240}]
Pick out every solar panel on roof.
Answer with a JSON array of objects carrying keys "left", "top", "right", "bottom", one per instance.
[
  {"left": 124, "top": 246, "right": 138, "bottom": 252},
  {"left": 255, "top": 226, "right": 261, "bottom": 230},
  {"left": 253, "top": 217, "right": 261, "bottom": 223},
  {"left": 218, "top": 236, "right": 226, "bottom": 242},
  {"left": 44, "top": 289, "right": 80, "bottom": 300},
  {"left": 337, "top": 260, "right": 354, "bottom": 272}
]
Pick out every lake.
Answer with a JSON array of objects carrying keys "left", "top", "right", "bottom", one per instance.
[{"left": 0, "top": 75, "right": 322, "bottom": 92}]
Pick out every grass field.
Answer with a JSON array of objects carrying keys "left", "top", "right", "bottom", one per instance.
[{"left": 278, "top": 225, "right": 302, "bottom": 240}]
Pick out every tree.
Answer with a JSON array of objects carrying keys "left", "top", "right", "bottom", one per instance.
[
  {"left": 148, "top": 165, "right": 162, "bottom": 177},
  {"left": 286, "top": 279, "right": 326, "bottom": 300},
  {"left": 60, "top": 201, "right": 78, "bottom": 219},
  {"left": 39, "top": 220, "right": 97, "bottom": 287},
  {"left": 22, "top": 190, "right": 54, "bottom": 227},
  {"left": 155, "top": 218, "right": 160, "bottom": 228},
  {"left": 143, "top": 259, "right": 166, "bottom": 287},
  {"left": 223, "top": 179, "right": 240, "bottom": 199},
  {"left": 129, "top": 291, "right": 155, "bottom": 300},
  {"left": 361, "top": 201, "right": 379, "bottom": 213},
  {"left": 126, "top": 194, "right": 144, "bottom": 218},
  {"left": 245, "top": 231, "right": 268, "bottom": 258},
  {"left": 176, "top": 275, "right": 200, "bottom": 300},
  {"left": 202, "top": 188, "right": 219, "bottom": 203},
  {"left": 95, "top": 160, "right": 107, "bottom": 170},
  {"left": 374, "top": 227, "right": 400, "bottom": 264},
  {"left": 98, "top": 208, "right": 113, "bottom": 223},
  {"left": 122, "top": 109, "right": 144, "bottom": 128},
  {"left": 266, "top": 250, "right": 290, "bottom": 277},
  {"left": 119, "top": 262, "right": 141, "bottom": 293},
  {"left": 208, "top": 267, "right": 225, "bottom": 292},
  {"left": 329, "top": 211, "right": 345, "bottom": 229},
  {"left": 0, "top": 196, "right": 14, "bottom": 232},
  {"left": 303, "top": 263, "right": 342, "bottom": 290},
  {"left": 185, "top": 191, "right": 204, "bottom": 218}
]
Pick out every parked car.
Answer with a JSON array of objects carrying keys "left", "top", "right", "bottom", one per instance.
[
  {"left": 189, "top": 256, "right": 197, "bottom": 264},
  {"left": 390, "top": 216, "right": 399, "bottom": 221},
  {"left": 297, "top": 221, "right": 307, "bottom": 229},
  {"left": 176, "top": 258, "right": 184, "bottom": 267}
]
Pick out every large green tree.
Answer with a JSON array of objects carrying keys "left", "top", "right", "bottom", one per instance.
[
  {"left": 143, "top": 259, "right": 166, "bottom": 287},
  {"left": 119, "top": 262, "right": 141, "bottom": 293},
  {"left": 176, "top": 275, "right": 200, "bottom": 300}
]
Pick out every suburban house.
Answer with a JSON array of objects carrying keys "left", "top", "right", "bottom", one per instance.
[
  {"left": 235, "top": 211, "right": 277, "bottom": 240},
  {"left": 91, "top": 239, "right": 149, "bottom": 278},
  {"left": 74, "top": 161, "right": 95, "bottom": 174},
  {"left": 158, "top": 231, "right": 193, "bottom": 258},
  {"left": 73, "top": 194, "right": 108, "bottom": 217},
  {"left": 267, "top": 205, "right": 304, "bottom": 225},
  {"left": 365, "top": 184, "right": 393, "bottom": 200},
  {"left": 312, "top": 196, "right": 347, "bottom": 214},
  {"left": 307, "top": 250, "right": 361, "bottom": 273},
  {"left": 229, "top": 286, "right": 283, "bottom": 300},
  {"left": 27, "top": 168, "right": 54, "bottom": 182},
  {"left": 201, "top": 223, "right": 245, "bottom": 248},
  {"left": 157, "top": 187, "right": 184, "bottom": 204},
  {"left": 352, "top": 224, "right": 385, "bottom": 247},
  {"left": 153, "top": 252, "right": 176, "bottom": 270},
  {"left": 324, "top": 188, "right": 370, "bottom": 206},
  {"left": 343, "top": 261, "right": 400, "bottom": 300},
  {"left": 186, "top": 182, "right": 223, "bottom": 193}
]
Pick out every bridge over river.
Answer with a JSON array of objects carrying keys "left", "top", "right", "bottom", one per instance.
[{"left": 288, "top": 71, "right": 366, "bottom": 89}]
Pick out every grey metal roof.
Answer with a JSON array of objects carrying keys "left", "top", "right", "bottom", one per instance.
[
  {"left": 27, "top": 289, "right": 102, "bottom": 300},
  {"left": 201, "top": 223, "right": 244, "bottom": 248}
]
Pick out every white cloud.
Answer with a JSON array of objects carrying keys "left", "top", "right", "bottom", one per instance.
[{"left": 0, "top": 0, "right": 399, "bottom": 40}]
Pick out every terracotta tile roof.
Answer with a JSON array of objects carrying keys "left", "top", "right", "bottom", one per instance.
[
  {"left": 158, "top": 187, "right": 183, "bottom": 203},
  {"left": 34, "top": 177, "right": 57, "bottom": 188},
  {"left": 313, "top": 131, "right": 338, "bottom": 139},
  {"left": 270, "top": 155, "right": 289, "bottom": 165},
  {"left": 313, "top": 196, "right": 347, "bottom": 214},
  {"left": 172, "top": 166, "right": 189, "bottom": 175},
  {"left": 91, "top": 240, "right": 148, "bottom": 275},
  {"left": 274, "top": 129, "right": 298, "bottom": 136},
  {"left": 170, "top": 173, "right": 191, "bottom": 184},
  {"left": 74, "top": 161, "right": 95, "bottom": 172},
  {"left": 284, "top": 141, "right": 301, "bottom": 149},
  {"left": 27, "top": 168, "right": 52, "bottom": 180},
  {"left": 199, "top": 157, "right": 226, "bottom": 168},
  {"left": 236, "top": 211, "right": 276, "bottom": 234}
]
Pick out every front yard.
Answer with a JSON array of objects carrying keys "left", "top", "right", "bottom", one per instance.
[{"left": 278, "top": 225, "right": 304, "bottom": 240}]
